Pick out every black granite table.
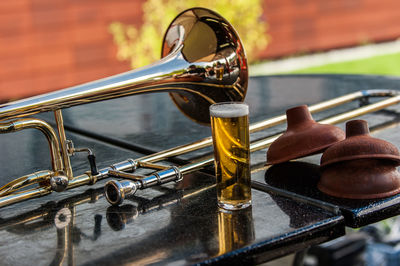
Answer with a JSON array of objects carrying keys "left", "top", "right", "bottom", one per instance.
[{"left": 0, "top": 74, "right": 399, "bottom": 265}]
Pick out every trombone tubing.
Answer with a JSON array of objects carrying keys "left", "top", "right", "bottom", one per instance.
[
  {"left": 0, "top": 118, "right": 63, "bottom": 172},
  {"left": 136, "top": 89, "right": 399, "bottom": 163},
  {"left": 0, "top": 89, "right": 399, "bottom": 208}
]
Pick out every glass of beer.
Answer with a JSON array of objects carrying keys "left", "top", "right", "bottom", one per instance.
[{"left": 210, "top": 102, "right": 252, "bottom": 210}]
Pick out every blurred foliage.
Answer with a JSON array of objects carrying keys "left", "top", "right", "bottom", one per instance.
[
  {"left": 109, "top": 0, "right": 269, "bottom": 68},
  {"left": 289, "top": 52, "right": 400, "bottom": 76}
]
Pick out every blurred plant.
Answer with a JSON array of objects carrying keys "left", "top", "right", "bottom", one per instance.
[{"left": 109, "top": 0, "right": 269, "bottom": 69}]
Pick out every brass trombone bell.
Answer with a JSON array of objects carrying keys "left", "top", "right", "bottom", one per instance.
[{"left": 162, "top": 8, "right": 248, "bottom": 123}]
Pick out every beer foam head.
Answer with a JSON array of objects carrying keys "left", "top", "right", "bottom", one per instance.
[{"left": 209, "top": 102, "right": 249, "bottom": 118}]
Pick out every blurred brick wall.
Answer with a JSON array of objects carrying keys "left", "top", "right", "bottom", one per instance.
[
  {"left": 1, "top": 0, "right": 400, "bottom": 102},
  {"left": 262, "top": 0, "right": 400, "bottom": 58},
  {"left": 0, "top": 0, "right": 144, "bottom": 102}
]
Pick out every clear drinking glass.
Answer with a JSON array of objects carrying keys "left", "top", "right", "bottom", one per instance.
[{"left": 210, "top": 102, "right": 252, "bottom": 210}]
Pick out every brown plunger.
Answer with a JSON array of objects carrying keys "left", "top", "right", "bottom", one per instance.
[
  {"left": 321, "top": 120, "right": 400, "bottom": 167},
  {"left": 266, "top": 105, "right": 345, "bottom": 165},
  {"left": 318, "top": 120, "right": 400, "bottom": 199}
]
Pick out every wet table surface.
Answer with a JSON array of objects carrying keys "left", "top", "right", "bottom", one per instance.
[{"left": 1, "top": 74, "right": 400, "bottom": 265}]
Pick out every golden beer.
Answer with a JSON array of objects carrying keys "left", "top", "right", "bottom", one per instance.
[{"left": 210, "top": 102, "right": 251, "bottom": 210}]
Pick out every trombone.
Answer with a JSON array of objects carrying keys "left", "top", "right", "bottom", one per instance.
[
  {"left": 0, "top": 7, "right": 248, "bottom": 207},
  {"left": 0, "top": 7, "right": 399, "bottom": 208}
]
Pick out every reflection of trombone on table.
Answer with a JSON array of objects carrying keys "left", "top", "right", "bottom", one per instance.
[
  {"left": 100, "top": 177, "right": 256, "bottom": 265},
  {"left": 105, "top": 178, "right": 214, "bottom": 231},
  {"left": 0, "top": 172, "right": 219, "bottom": 265},
  {"left": 0, "top": 188, "right": 104, "bottom": 266}
]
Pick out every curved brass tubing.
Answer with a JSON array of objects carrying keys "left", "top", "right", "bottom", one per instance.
[
  {"left": 0, "top": 118, "right": 65, "bottom": 197},
  {"left": 0, "top": 170, "right": 52, "bottom": 197},
  {"left": 0, "top": 118, "right": 63, "bottom": 172}
]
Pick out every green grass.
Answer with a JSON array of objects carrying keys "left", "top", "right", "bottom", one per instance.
[{"left": 289, "top": 52, "right": 400, "bottom": 76}]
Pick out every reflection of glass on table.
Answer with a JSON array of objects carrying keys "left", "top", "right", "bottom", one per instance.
[{"left": 218, "top": 207, "right": 255, "bottom": 254}]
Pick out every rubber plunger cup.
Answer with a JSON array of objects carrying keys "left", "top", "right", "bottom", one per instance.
[
  {"left": 266, "top": 105, "right": 345, "bottom": 165},
  {"left": 319, "top": 120, "right": 400, "bottom": 199},
  {"left": 321, "top": 120, "right": 400, "bottom": 167}
]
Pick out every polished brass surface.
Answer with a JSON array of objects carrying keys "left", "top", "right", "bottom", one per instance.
[
  {"left": 54, "top": 110, "right": 73, "bottom": 180},
  {"left": 162, "top": 8, "right": 248, "bottom": 123},
  {"left": 0, "top": 170, "right": 52, "bottom": 197},
  {"left": 0, "top": 8, "right": 248, "bottom": 207}
]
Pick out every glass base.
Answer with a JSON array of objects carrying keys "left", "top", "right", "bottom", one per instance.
[{"left": 218, "top": 200, "right": 251, "bottom": 211}]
